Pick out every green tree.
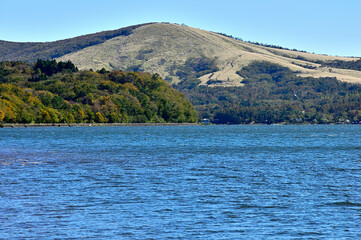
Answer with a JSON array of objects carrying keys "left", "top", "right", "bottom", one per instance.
[{"left": 51, "top": 96, "right": 65, "bottom": 109}]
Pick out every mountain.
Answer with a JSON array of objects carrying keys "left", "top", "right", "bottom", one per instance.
[
  {"left": 2, "top": 23, "right": 361, "bottom": 124},
  {"left": 1, "top": 22, "right": 361, "bottom": 87}
]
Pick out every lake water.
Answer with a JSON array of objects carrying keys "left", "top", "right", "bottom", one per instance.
[{"left": 1, "top": 125, "right": 361, "bottom": 239}]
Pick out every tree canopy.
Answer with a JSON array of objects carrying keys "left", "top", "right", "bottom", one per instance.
[{"left": 0, "top": 60, "right": 197, "bottom": 124}]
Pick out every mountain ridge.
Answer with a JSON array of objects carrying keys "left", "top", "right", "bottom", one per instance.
[{"left": 0, "top": 23, "right": 152, "bottom": 62}]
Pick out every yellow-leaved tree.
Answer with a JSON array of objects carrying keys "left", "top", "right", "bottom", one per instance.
[
  {"left": 0, "top": 109, "right": 4, "bottom": 123},
  {"left": 95, "top": 112, "right": 105, "bottom": 123}
]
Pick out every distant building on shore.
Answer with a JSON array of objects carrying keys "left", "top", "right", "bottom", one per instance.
[{"left": 203, "top": 118, "right": 210, "bottom": 125}]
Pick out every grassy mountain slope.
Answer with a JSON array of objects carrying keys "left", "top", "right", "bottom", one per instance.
[
  {"left": 0, "top": 60, "right": 197, "bottom": 124},
  {"left": 1, "top": 22, "right": 361, "bottom": 86},
  {"left": 56, "top": 23, "right": 361, "bottom": 86}
]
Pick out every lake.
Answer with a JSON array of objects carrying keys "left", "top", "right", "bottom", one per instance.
[{"left": 1, "top": 125, "right": 361, "bottom": 239}]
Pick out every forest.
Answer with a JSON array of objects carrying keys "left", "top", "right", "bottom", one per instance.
[
  {"left": 179, "top": 61, "right": 361, "bottom": 124},
  {"left": 0, "top": 60, "right": 197, "bottom": 124}
]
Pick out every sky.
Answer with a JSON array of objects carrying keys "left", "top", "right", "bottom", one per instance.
[{"left": 1, "top": 0, "right": 360, "bottom": 57}]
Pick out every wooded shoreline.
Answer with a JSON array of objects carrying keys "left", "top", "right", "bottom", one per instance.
[
  {"left": 0, "top": 123, "right": 200, "bottom": 128},
  {"left": 1, "top": 122, "right": 359, "bottom": 128}
]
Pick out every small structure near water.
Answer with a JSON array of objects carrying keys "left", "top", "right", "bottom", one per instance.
[{"left": 203, "top": 118, "right": 210, "bottom": 125}]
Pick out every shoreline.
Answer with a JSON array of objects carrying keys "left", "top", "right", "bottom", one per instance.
[
  {"left": 1, "top": 122, "right": 359, "bottom": 128},
  {"left": 0, "top": 123, "right": 200, "bottom": 128}
]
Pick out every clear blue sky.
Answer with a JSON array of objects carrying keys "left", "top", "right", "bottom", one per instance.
[{"left": 1, "top": 0, "right": 360, "bottom": 57}]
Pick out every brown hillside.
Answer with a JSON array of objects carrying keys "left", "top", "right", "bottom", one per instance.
[
  {"left": 56, "top": 23, "right": 361, "bottom": 86},
  {"left": 1, "top": 22, "right": 360, "bottom": 86}
]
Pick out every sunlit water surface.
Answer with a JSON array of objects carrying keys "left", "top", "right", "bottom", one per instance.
[{"left": 1, "top": 125, "right": 361, "bottom": 239}]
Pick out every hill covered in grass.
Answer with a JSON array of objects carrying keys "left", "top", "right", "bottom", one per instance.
[
  {"left": 0, "top": 60, "right": 197, "bottom": 124},
  {"left": 1, "top": 23, "right": 361, "bottom": 87}
]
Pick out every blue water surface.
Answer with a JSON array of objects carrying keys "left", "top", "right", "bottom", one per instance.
[{"left": 1, "top": 125, "right": 361, "bottom": 239}]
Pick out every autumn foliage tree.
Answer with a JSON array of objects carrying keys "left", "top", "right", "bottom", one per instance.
[{"left": 0, "top": 109, "right": 4, "bottom": 123}]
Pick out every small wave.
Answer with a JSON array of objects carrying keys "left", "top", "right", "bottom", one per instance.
[
  {"left": 235, "top": 204, "right": 259, "bottom": 209},
  {"left": 296, "top": 231, "right": 324, "bottom": 236},
  {"left": 154, "top": 208, "right": 173, "bottom": 213},
  {"left": 330, "top": 201, "right": 361, "bottom": 207},
  {"left": 1, "top": 158, "right": 45, "bottom": 166}
]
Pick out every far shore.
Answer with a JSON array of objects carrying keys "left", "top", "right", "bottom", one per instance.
[
  {"left": 1, "top": 122, "right": 360, "bottom": 128},
  {"left": 0, "top": 123, "right": 200, "bottom": 128}
]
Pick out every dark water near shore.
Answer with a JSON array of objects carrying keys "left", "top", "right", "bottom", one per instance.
[{"left": 1, "top": 125, "right": 361, "bottom": 239}]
